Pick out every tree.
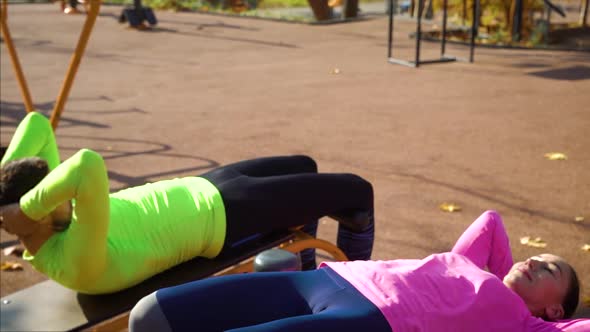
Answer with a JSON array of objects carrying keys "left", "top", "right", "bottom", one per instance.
[{"left": 581, "top": 0, "right": 589, "bottom": 26}]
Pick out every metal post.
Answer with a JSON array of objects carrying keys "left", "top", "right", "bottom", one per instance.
[
  {"left": 512, "top": 0, "right": 523, "bottom": 42},
  {"left": 545, "top": 7, "right": 551, "bottom": 44},
  {"left": 387, "top": 0, "right": 394, "bottom": 58},
  {"left": 50, "top": 0, "right": 101, "bottom": 129},
  {"left": 469, "top": 0, "right": 477, "bottom": 62},
  {"left": 415, "top": 0, "right": 423, "bottom": 67},
  {"left": 0, "top": 0, "right": 35, "bottom": 113},
  {"left": 441, "top": 0, "right": 448, "bottom": 57}
]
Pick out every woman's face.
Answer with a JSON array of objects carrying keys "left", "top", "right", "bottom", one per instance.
[
  {"left": 0, "top": 201, "right": 71, "bottom": 236},
  {"left": 0, "top": 203, "right": 42, "bottom": 236},
  {"left": 503, "top": 254, "right": 571, "bottom": 318}
]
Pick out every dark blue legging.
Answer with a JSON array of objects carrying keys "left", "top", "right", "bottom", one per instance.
[
  {"left": 151, "top": 267, "right": 391, "bottom": 332},
  {"left": 199, "top": 155, "right": 375, "bottom": 269}
]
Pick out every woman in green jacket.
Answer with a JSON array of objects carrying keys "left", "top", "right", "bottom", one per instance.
[{"left": 0, "top": 112, "right": 374, "bottom": 294}]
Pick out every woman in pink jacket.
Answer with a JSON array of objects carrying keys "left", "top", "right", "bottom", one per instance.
[{"left": 129, "top": 210, "right": 588, "bottom": 332}]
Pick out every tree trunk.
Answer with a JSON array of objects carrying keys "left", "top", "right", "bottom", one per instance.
[
  {"left": 308, "top": 0, "right": 332, "bottom": 20},
  {"left": 424, "top": 0, "right": 433, "bottom": 19},
  {"left": 502, "top": 0, "right": 511, "bottom": 29},
  {"left": 462, "top": 0, "right": 467, "bottom": 25},
  {"left": 342, "top": 0, "right": 358, "bottom": 18},
  {"left": 581, "top": 0, "right": 589, "bottom": 26}
]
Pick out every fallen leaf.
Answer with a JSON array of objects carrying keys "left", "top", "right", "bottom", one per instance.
[
  {"left": 574, "top": 216, "right": 584, "bottom": 222},
  {"left": 519, "top": 236, "right": 547, "bottom": 248},
  {"left": 582, "top": 244, "right": 590, "bottom": 252},
  {"left": 439, "top": 203, "right": 461, "bottom": 212},
  {"left": 2, "top": 245, "right": 24, "bottom": 257},
  {"left": 330, "top": 68, "right": 341, "bottom": 75},
  {"left": 0, "top": 261, "right": 23, "bottom": 271},
  {"left": 544, "top": 152, "right": 567, "bottom": 160}
]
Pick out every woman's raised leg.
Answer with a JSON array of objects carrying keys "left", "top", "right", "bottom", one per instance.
[{"left": 219, "top": 172, "right": 375, "bottom": 263}]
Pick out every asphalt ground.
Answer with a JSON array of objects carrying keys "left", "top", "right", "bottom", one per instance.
[{"left": 1, "top": 3, "right": 589, "bottom": 318}]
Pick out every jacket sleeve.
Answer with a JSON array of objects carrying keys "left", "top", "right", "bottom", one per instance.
[
  {"left": 451, "top": 210, "right": 514, "bottom": 279},
  {"left": 1, "top": 112, "right": 60, "bottom": 170},
  {"left": 20, "top": 149, "right": 110, "bottom": 281},
  {"left": 527, "top": 317, "right": 590, "bottom": 332}
]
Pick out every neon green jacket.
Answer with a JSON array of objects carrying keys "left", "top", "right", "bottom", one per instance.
[{"left": 1, "top": 112, "right": 226, "bottom": 294}]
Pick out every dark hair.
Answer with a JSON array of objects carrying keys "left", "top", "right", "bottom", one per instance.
[
  {"left": 0, "top": 157, "right": 70, "bottom": 232},
  {"left": 562, "top": 264, "right": 580, "bottom": 319},
  {"left": 0, "top": 157, "right": 49, "bottom": 205}
]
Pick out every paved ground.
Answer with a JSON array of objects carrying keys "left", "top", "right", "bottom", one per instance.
[{"left": 1, "top": 2, "right": 589, "bottom": 318}]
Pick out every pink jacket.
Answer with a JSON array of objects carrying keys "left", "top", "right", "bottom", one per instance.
[{"left": 321, "top": 211, "right": 589, "bottom": 332}]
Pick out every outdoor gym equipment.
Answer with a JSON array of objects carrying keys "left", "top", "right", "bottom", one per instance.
[
  {"left": 119, "top": 0, "right": 158, "bottom": 29},
  {"left": 0, "top": 228, "right": 347, "bottom": 331},
  {"left": 0, "top": 0, "right": 101, "bottom": 129},
  {"left": 386, "top": 0, "right": 478, "bottom": 67},
  {"left": 511, "top": 0, "right": 566, "bottom": 42}
]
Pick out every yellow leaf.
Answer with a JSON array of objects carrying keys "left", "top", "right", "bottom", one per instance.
[
  {"left": 439, "top": 203, "right": 461, "bottom": 212},
  {"left": 520, "top": 236, "right": 530, "bottom": 245},
  {"left": 544, "top": 152, "right": 567, "bottom": 160},
  {"left": 330, "top": 68, "right": 341, "bottom": 75},
  {"left": 582, "top": 244, "right": 590, "bottom": 252},
  {"left": 519, "top": 236, "right": 547, "bottom": 248},
  {"left": 2, "top": 245, "right": 24, "bottom": 257},
  {"left": 0, "top": 261, "right": 23, "bottom": 271},
  {"left": 574, "top": 216, "right": 584, "bottom": 222}
]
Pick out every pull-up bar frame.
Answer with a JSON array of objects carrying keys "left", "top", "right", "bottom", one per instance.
[
  {"left": 0, "top": 0, "right": 101, "bottom": 129},
  {"left": 1, "top": 0, "right": 34, "bottom": 114},
  {"left": 387, "top": 0, "right": 478, "bottom": 67}
]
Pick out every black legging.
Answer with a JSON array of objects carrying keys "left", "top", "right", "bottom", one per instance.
[{"left": 200, "top": 155, "right": 375, "bottom": 268}]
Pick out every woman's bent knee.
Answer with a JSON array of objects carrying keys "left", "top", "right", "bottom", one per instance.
[
  {"left": 129, "top": 292, "right": 172, "bottom": 332},
  {"left": 291, "top": 155, "right": 317, "bottom": 173}
]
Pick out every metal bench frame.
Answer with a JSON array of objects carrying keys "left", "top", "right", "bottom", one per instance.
[{"left": 386, "top": 0, "right": 478, "bottom": 67}]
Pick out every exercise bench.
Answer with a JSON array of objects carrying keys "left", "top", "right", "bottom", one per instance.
[{"left": 0, "top": 228, "right": 347, "bottom": 332}]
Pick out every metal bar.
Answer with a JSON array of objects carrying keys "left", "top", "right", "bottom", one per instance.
[
  {"left": 50, "top": 0, "right": 101, "bottom": 129},
  {"left": 387, "top": 0, "right": 394, "bottom": 58},
  {"left": 441, "top": 0, "right": 448, "bottom": 56},
  {"left": 415, "top": 0, "right": 423, "bottom": 67},
  {"left": 469, "top": 0, "right": 477, "bottom": 62},
  {"left": 0, "top": 0, "right": 35, "bottom": 113},
  {"left": 512, "top": 0, "right": 523, "bottom": 42},
  {"left": 449, "top": 55, "right": 469, "bottom": 62},
  {"left": 388, "top": 57, "right": 417, "bottom": 67},
  {"left": 417, "top": 57, "right": 456, "bottom": 64}
]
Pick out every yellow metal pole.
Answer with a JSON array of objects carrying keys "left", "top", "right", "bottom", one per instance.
[
  {"left": 49, "top": 0, "right": 101, "bottom": 129},
  {"left": 281, "top": 230, "right": 349, "bottom": 262},
  {"left": 0, "top": 0, "right": 35, "bottom": 113}
]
